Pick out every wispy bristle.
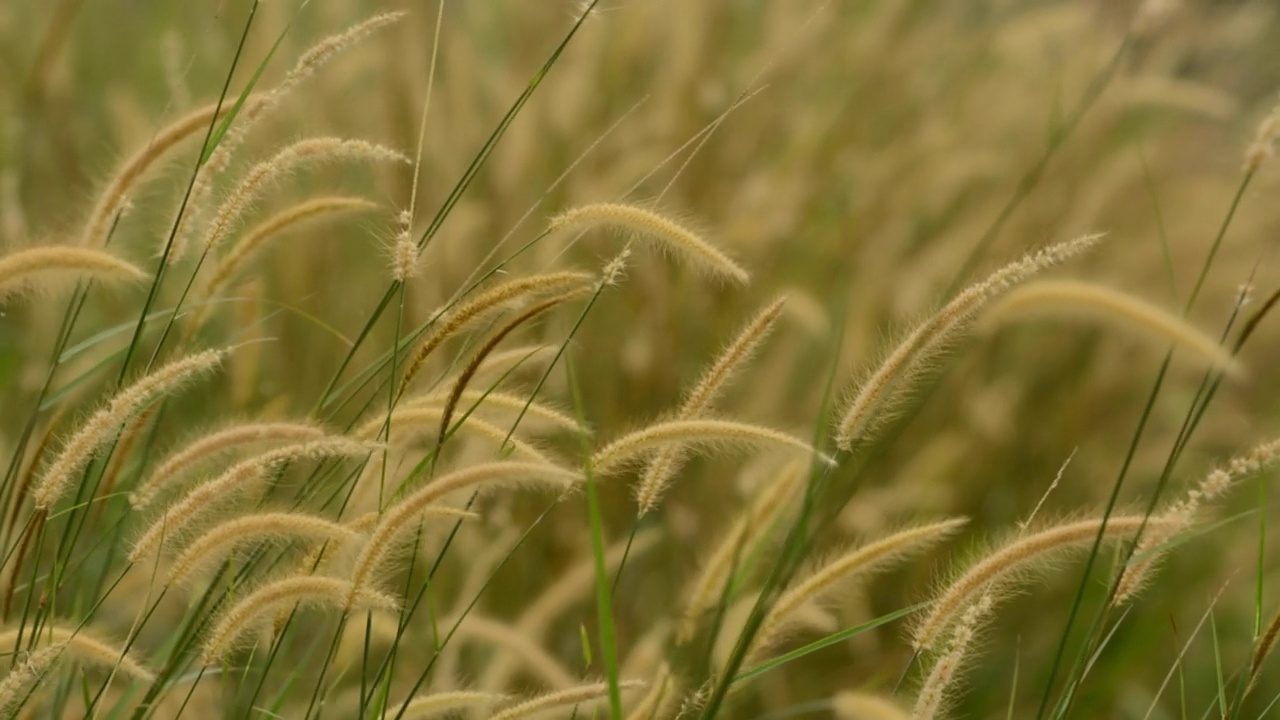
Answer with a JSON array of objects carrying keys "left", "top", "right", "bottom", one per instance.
[
  {"left": 202, "top": 576, "right": 398, "bottom": 663},
  {"left": 176, "top": 11, "right": 405, "bottom": 259},
  {"left": 0, "top": 645, "right": 65, "bottom": 717},
  {"left": 981, "top": 279, "right": 1242, "bottom": 376},
  {"left": 0, "top": 246, "right": 145, "bottom": 301},
  {"left": 397, "top": 690, "right": 508, "bottom": 719},
  {"left": 549, "top": 203, "right": 750, "bottom": 284},
  {"left": 1245, "top": 102, "right": 1279, "bottom": 173},
  {"left": 635, "top": 297, "right": 787, "bottom": 515},
  {"left": 202, "top": 196, "right": 381, "bottom": 307},
  {"left": 34, "top": 348, "right": 227, "bottom": 511},
  {"left": 1114, "top": 436, "right": 1280, "bottom": 604},
  {"left": 358, "top": 406, "right": 555, "bottom": 465},
  {"left": 913, "top": 594, "right": 994, "bottom": 720},
  {"left": 749, "top": 518, "right": 968, "bottom": 664},
  {"left": 167, "top": 512, "right": 358, "bottom": 587},
  {"left": 489, "top": 680, "right": 646, "bottom": 720},
  {"left": 0, "top": 624, "right": 153, "bottom": 682},
  {"left": 592, "top": 418, "right": 833, "bottom": 476},
  {"left": 346, "top": 462, "right": 577, "bottom": 605},
  {"left": 81, "top": 99, "right": 240, "bottom": 249},
  {"left": 910, "top": 514, "right": 1179, "bottom": 651},
  {"left": 400, "top": 271, "right": 592, "bottom": 392},
  {"left": 201, "top": 138, "right": 407, "bottom": 253},
  {"left": 834, "top": 233, "right": 1103, "bottom": 450},
  {"left": 130, "top": 438, "right": 376, "bottom": 562},
  {"left": 130, "top": 420, "right": 329, "bottom": 510}
]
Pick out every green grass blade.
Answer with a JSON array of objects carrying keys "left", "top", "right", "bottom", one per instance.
[
  {"left": 567, "top": 352, "right": 623, "bottom": 718},
  {"left": 732, "top": 602, "right": 924, "bottom": 685}
]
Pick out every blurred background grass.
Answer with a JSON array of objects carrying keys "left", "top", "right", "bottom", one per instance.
[{"left": 4, "top": 0, "right": 1280, "bottom": 717}]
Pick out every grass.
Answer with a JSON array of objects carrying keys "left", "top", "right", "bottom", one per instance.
[{"left": 3, "top": 0, "right": 1280, "bottom": 718}]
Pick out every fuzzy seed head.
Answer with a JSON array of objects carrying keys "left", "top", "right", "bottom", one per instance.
[
  {"left": 0, "top": 246, "right": 146, "bottom": 302},
  {"left": 549, "top": 203, "right": 749, "bottom": 284},
  {"left": 981, "top": 279, "right": 1241, "bottom": 377},
  {"left": 592, "top": 418, "right": 833, "bottom": 477},
  {"left": 835, "top": 233, "right": 1103, "bottom": 450},
  {"left": 130, "top": 437, "right": 376, "bottom": 562},
  {"left": 130, "top": 420, "right": 329, "bottom": 510},
  {"left": 33, "top": 348, "right": 227, "bottom": 512},
  {"left": 911, "top": 515, "right": 1177, "bottom": 651},
  {"left": 202, "top": 138, "right": 407, "bottom": 252},
  {"left": 202, "top": 576, "right": 398, "bottom": 663}
]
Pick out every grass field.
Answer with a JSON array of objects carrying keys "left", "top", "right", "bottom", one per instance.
[{"left": 3, "top": 1, "right": 1280, "bottom": 718}]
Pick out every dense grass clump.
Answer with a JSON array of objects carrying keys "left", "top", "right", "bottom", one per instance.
[{"left": 2, "top": 1, "right": 1280, "bottom": 718}]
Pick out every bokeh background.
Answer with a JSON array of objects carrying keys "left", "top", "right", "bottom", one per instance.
[{"left": 4, "top": 0, "right": 1280, "bottom": 717}]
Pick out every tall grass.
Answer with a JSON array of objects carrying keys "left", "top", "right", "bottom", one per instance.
[{"left": 2, "top": 1, "right": 1280, "bottom": 718}]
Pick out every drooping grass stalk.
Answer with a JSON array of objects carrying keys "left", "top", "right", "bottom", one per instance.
[
  {"left": 380, "top": 293, "right": 610, "bottom": 719},
  {"left": 124, "top": 7, "right": 609, "bottom": 696},
  {"left": 696, "top": 313, "right": 847, "bottom": 719},
  {"left": 1035, "top": 164, "right": 1258, "bottom": 720},
  {"left": 17, "top": 3, "right": 267, "bottom": 677},
  {"left": 1053, "top": 278, "right": 1276, "bottom": 720},
  {"left": 311, "top": 0, "right": 601, "bottom": 415},
  {"left": 115, "top": 0, "right": 270, "bottom": 384},
  {"left": 370, "top": 259, "right": 622, "bottom": 717}
]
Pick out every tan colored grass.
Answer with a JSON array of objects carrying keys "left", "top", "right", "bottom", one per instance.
[
  {"left": 341, "top": 506, "right": 474, "bottom": 607},
  {"left": 200, "top": 138, "right": 406, "bottom": 253},
  {"left": 981, "top": 279, "right": 1241, "bottom": 375},
  {"left": 398, "top": 690, "right": 508, "bottom": 719},
  {"left": 482, "top": 531, "right": 661, "bottom": 691},
  {"left": 346, "top": 462, "right": 578, "bottom": 605},
  {"left": 178, "top": 12, "right": 404, "bottom": 258},
  {"left": 129, "top": 437, "right": 375, "bottom": 562},
  {"left": 80, "top": 99, "right": 241, "bottom": 249},
  {"left": 33, "top": 348, "right": 227, "bottom": 511},
  {"left": 679, "top": 460, "right": 806, "bottom": 644},
  {"left": 390, "top": 209, "right": 418, "bottom": 283},
  {"left": 636, "top": 297, "right": 787, "bottom": 515},
  {"left": 1245, "top": 101, "right": 1279, "bottom": 173},
  {"left": 197, "top": 196, "right": 381, "bottom": 318},
  {"left": 910, "top": 515, "right": 1180, "bottom": 651},
  {"left": 400, "top": 389, "right": 584, "bottom": 435},
  {"left": 130, "top": 420, "right": 329, "bottom": 509},
  {"left": 0, "top": 645, "right": 65, "bottom": 717},
  {"left": 0, "top": 246, "right": 145, "bottom": 300},
  {"left": 1114, "top": 436, "right": 1280, "bottom": 604},
  {"left": 449, "top": 615, "right": 577, "bottom": 689},
  {"left": 832, "top": 691, "right": 911, "bottom": 720},
  {"left": 432, "top": 288, "right": 589, "bottom": 450},
  {"left": 284, "top": 12, "right": 406, "bottom": 90},
  {"left": 913, "top": 594, "right": 994, "bottom": 720},
  {"left": 1246, "top": 604, "right": 1280, "bottom": 699},
  {"left": 489, "top": 680, "right": 645, "bottom": 720},
  {"left": 0, "top": 624, "right": 153, "bottom": 682},
  {"left": 591, "top": 418, "right": 833, "bottom": 476},
  {"left": 625, "top": 664, "right": 682, "bottom": 720},
  {"left": 466, "top": 344, "right": 562, "bottom": 383},
  {"left": 166, "top": 512, "right": 358, "bottom": 587},
  {"left": 357, "top": 406, "right": 555, "bottom": 464},
  {"left": 753, "top": 519, "right": 969, "bottom": 662},
  {"left": 202, "top": 576, "right": 398, "bottom": 663},
  {"left": 400, "top": 271, "right": 593, "bottom": 391},
  {"left": 548, "top": 202, "right": 749, "bottom": 284},
  {"left": 835, "top": 233, "right": 1103, "bottom": 450}
]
